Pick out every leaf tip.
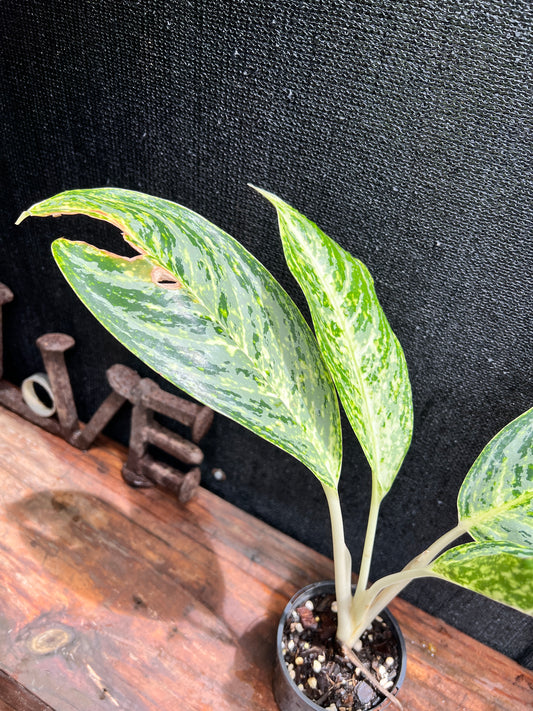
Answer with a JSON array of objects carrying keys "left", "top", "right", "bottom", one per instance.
[
  {"left": 248, "top": 184, "right": 281, "bottom": 206},
  {"left": 51, "top": 237, "right": 70, "bottom": 259},
  {"left": 15, "top": 210, "right": 30, "bottom": 225}
]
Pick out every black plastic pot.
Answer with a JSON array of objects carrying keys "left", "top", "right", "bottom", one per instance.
[{"left": 273, "top": 581, "right": 406, "bottom": 711}]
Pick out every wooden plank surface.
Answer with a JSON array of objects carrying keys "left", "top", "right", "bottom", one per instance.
[
  {"left": 0, "top": 407, "right": 531, "bottom": 710},
  {"left": 0, "top": 670, "right": 53, "bottom": 710}
]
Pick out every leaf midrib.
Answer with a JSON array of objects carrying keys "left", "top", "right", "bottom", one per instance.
[
  {"left": 461, "top": 489, "right": 533, "bottom": 532},
  {"left": 147, "top": 250, "right": 307, "bottom": 429}
]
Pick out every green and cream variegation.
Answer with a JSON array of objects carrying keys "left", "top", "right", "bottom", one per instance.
[
  {"left": 431, "top": 541, "right": 533, "bottom": 614},
  {"left": 426, "top": 409, "right": 533, "bottom": 612},
  {"left": 458, "top": 408, "right": 533, "bottom": 547},
  {"left": 18, "top": 188, "right": 341, "bottom": 487},
  {"left": 255, "top": 188, "right": 412, "bottom": 499}
]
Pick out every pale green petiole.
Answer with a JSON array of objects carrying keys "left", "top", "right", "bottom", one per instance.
[
  {"left": 346, "top": 520, "right": 469, "bottom": 644},
  {"left": 325, "top": 515, "right": 469, "bottom": 646},
  {"left": 323, "top": 484, "right": 353, "bottom": 643},
  {"left": 351, "top": 479, "right": 382, "bottom": 613}
]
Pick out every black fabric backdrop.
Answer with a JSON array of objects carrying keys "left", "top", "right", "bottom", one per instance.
[{"left": 1, "top": 1, "right": 532, "bottom": 667}]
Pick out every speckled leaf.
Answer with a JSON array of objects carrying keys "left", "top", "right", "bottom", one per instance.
[
  {"left": 431, "top": 541, "right": 533, "bottom": 614},
  {"left": 458, "top": 408, "right": 533, "bottom": 547},
  {"left": 18, "top": 189, "right": 342, "bottom": 487},
  {"left": 256, "top": 188, "right": 413, "bottom": 499}
]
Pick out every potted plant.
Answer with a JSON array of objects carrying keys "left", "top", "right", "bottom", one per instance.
[{"left": 17, "top": 187, "right": 532, "bottom": 710}]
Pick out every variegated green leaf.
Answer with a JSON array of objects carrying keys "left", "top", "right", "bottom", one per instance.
[
  {"left": 431, "top": 541, "right": 533, "bottom": 614},
  {"left": 255, "top": 188, "right": 413, "bottom": 499},
  {"left": 458, "top": 408, "right": 533, "bottom": 547},
  {"left": 18, "top": 188, "right": 342, "bottom": 487}
]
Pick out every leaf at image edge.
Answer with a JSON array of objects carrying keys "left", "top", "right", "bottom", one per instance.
[
  {"left": 458, "top": 408, "right": 533, "bottom": 547},
  {"left": 431, "top": 540, "right": 533, "bottom": 615}
]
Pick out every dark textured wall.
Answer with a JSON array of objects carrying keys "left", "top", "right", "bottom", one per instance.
[{"left": 1, "top": 1, "right": 532, "bottom": 667}]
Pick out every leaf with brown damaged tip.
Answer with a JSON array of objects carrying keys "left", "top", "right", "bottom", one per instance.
[{"left": 21, "top": 187, "right": 342, "bottom": 488}]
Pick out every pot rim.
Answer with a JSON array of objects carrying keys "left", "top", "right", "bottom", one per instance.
[{"left": 275, "top": 580, "right": 407, "bottom": 711}]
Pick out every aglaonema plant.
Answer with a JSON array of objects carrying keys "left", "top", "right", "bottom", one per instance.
[{"left": 17, "top": 187, "right": 533, "bottom": 652}]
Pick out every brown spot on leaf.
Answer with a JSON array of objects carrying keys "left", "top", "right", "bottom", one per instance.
[{"left": 150, "top": 266, "right": 182, "bottom": 289}]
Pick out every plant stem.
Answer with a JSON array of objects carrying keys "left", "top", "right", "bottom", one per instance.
[
  {"left": 351, "top": 480, "right": 381, "bottom": 613},
  {"left": 354, "top": 520, "right": 468, "bottom": 636},
  {"left": 404, "top": 520, "right": 468, "bottom": 570},
  {"left": 366, "top": 567, "right": 436, "bottom": 600},
  {"left": 323, "top": 484, "right": 353, "bottom": 644}
]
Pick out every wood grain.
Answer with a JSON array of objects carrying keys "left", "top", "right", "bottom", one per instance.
[
  {"left": 0, "top": 670, "right": 53, "bottom": 710},
  {"left": 0, "top": 407, "right": 531, "bottom": 710}
]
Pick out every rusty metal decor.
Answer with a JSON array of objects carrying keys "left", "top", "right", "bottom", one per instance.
[{"left": 0, "top": 282, "right": 213, "bottom": 502}]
